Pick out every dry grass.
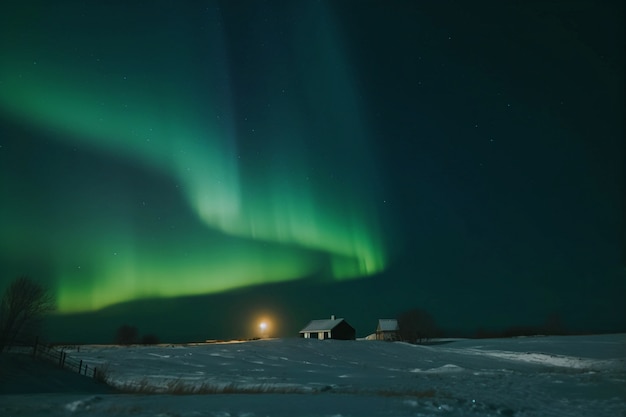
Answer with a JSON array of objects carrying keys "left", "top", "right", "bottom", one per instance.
[
  {"left": 373, "top": 388, "right": 437, "bottom": 398},
  {"left": 109, "top": 377, "right": 439, "bottom": 400},
  {"left": 93, "top": 362, "right": 111, "bottom": 384},
  {"left": 112, "top": 378, "right": 311, "bottom": 395}
]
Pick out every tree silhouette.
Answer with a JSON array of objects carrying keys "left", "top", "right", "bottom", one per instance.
[
  {"left": 0, "top": 276, "right": 55, "bottom": 352},
  {"left": 397, "top": 308, "right": 440, "bottom": 344},
  {"left": 115, "top": 324, "right": 139, "bottom": 345}
]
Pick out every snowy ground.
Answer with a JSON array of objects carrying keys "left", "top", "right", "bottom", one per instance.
[{"left": 1, "top": 334, "right": 624, "bottom": 416}]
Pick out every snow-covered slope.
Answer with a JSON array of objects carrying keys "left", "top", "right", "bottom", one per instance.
[{"left": 1, "top": 334, "right": 624, "bottom": 416}]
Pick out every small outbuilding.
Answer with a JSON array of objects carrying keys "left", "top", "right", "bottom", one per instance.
[
  {"left": 376, "top": 319, "right": 399, "bottom": 341},
  {"left": 299, "top": 315, "right": 356, "bottom": 340}
]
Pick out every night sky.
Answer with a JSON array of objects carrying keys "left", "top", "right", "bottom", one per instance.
[{"left": 1, "top": 1, "right": 623, "bottom": 343}]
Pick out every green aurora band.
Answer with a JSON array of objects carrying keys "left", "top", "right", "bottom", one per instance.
[{"left": 0, "top": 3, "right": 387, "bottom": 313}]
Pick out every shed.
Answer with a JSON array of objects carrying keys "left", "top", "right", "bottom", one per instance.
[
  {"left": 376, "top": 319, "right": 399, "bottom": 341},
  {"left": 299, "top": 315, "right": 356, "bottom": 340}
]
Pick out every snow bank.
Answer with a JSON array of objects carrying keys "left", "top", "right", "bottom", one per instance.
[{"left": 1, "top": 334, "right": 624, "bottom": 416}]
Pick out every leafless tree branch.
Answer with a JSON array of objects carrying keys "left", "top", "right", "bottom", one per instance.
[{"left": 0, "top": 276, "right": 55, "bottom": 352}]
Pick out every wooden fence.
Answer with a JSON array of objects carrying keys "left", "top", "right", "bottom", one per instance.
[{"left": 31, "top": 338, "right": 100, "bottom": 380}]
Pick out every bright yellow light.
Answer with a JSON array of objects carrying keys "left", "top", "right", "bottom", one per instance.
[{"left": 256, "top": 316, "right": 273, "bottom": 338}]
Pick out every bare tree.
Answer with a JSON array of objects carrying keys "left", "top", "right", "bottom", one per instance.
[
  {"left": 0, "top": 276, "right": 55, "bottom": 352},
  {"left": 115, "top": 324, "right": 139, "bottom": 345},
  {"left": 397, "top": 308, "right": 441, "bottom": 344}
]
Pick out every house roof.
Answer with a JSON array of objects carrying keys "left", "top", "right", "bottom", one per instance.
[
  {"left": 377, "top": 319, "right": 399, "bottom": 332},
  {"left": 299, "top": 318, "right": 346, "bottom": 333}
]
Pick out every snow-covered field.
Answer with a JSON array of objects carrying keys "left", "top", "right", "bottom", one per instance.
[{"left": 2, "top": 334, "right": 625, "bottom": 416}]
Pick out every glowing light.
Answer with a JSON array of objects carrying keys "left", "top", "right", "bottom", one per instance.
[{"left": 256, "top": 317, "right": 273, "bottom": 339}]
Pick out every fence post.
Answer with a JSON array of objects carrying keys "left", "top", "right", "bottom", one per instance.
[
  {"left": 79, "top": 359, "right": 83, "bottom": 374},
  {"left": 93, "top": 367, "right": 97, "bottom": 380},
  {"left": 59, "top": 350, "right": 63, "bottom": 367},
  {"left": 85, "top": 364, "right": 89, "bottom": 376}
]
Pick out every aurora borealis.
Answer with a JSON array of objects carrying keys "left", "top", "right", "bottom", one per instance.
[
  {"left": 1, "top": 1, "right": 387, "bottom": 313},
  {"left": 1, "top": 1, "right": 624, "bottom": 341}
]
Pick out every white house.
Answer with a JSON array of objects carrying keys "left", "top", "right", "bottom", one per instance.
[{"left": 299, "top": 315, "right": 356, "bottom": 340}]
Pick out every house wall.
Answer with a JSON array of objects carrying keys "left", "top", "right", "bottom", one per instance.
[
  {"left": 301, "top": 331, "right": 334, "bottom": 340},
  {"left": 376, "top": 330, "right": 398, "bottom": 341},
  {"left": 331, "top": 321, "right": 356, "bottom": 340}
]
